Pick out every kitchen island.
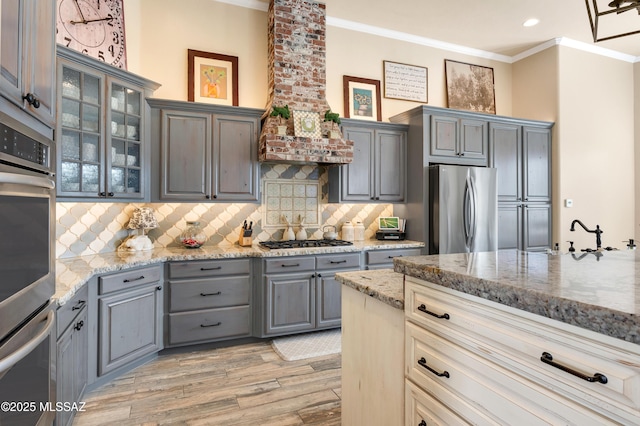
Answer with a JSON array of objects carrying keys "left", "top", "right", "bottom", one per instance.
[{"left": 337, "top": 249, "right": 640, "bottom": 425}]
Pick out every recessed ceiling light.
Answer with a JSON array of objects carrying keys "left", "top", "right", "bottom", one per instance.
[{"left": 523, "top": 18, "right": 540, "bottom": 27}]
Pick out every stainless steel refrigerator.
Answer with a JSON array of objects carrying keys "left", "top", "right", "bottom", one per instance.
[{"left": 429, "top": 165, "right": 498, "bottom": 254}]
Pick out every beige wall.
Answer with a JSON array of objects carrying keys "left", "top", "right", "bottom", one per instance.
[
  {"left": 556, "top": 48, "right": 634, "bottom": 250},
  {"left": 124, "top": 0, "right": 512, "bottom": 119}
]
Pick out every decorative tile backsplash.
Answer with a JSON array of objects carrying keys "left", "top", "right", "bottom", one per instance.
[{"left": 55, "top": 164, "right": 393, "bottom": 258}]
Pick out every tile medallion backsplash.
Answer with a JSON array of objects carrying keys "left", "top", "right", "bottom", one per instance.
[{"left": 56, "top": 164, "right": 393, "bottom": 258}]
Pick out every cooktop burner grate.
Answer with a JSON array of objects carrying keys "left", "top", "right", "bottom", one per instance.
[{"left": 260, "top": 239, "right": 353, "bottom": 249}]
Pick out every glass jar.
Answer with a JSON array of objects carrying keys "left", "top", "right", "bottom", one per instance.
[{"left": 180, "top": 221, "right": 206, "bottom": 248}]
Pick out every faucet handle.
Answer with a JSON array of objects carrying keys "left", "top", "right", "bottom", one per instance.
[{"left": 566, "top": 241, "right": 575, "bottom": 252}]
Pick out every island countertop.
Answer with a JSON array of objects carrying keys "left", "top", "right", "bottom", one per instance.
[{"left": 394, "top": 249, "right": 640, "bottom": 345}]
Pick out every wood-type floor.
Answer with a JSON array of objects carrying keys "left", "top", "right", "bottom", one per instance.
[{"left": 73, "top": 341, "right": 342, "bottom": 425}]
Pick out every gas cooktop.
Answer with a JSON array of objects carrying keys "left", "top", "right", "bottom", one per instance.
[{"left": 260, "top": 239, "right": 353, "bottom": 249}]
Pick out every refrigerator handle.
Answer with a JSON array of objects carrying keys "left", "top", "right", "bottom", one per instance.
[{"left": 464, "top": 176, "right": 477, "bottom": 250}]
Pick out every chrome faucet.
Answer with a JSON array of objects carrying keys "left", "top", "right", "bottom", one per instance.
[{"left": 570, "top": 219, "right": 603, "bottom": 250}]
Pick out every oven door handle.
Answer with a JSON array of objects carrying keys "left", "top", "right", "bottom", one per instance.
[
  {"left": 0, "top": 310, "right": 54, "bottom": 374},
  {"left": 0, "top": 171, "right": 55, "bottom": 189}
]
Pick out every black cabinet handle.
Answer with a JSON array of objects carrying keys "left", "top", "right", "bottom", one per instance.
[
  {"left": 317, "top": 273, "right": 322, "bottom": 277},
  {"left": 156, "top": 286, "right": 162, "bottom": 291},
  {"left": 540, "top": 352, "right": 608, "bottom": 384},
  {"left": 123, "top": 275, "right": 145, "bottom": 283},
  {"left": 419, "top": 421, "right": 427, "bottom": 426},
  {"left": 311, "top": 273, "right": 316, "bottom": 278},
  {"left": 99, "top": 191, "right": 106, "bottom": 197},
  {"left": 417, "top": 304, "right": 450, "bottom": 320},
  {"left": 200, "top": 322, "right": 222, "bottom": 328},
  {"left": 74, "top": 320, "right": 84, "bottom": 331},
  {"left": 329, "top": 260, "right": 347, "bottom": 264},
  {"left": 108, "top": 192, "right": 114, "bottom": 197},
  {"left": 200, "top": 291, "right": 222, "bottom": 296},
  {"left": 213, "top": 194, "right": 217, "bottom": 199},
  {"left": 205, "top": 194, "right": 211, "bottom": 199},
  {"left": 71, "top": 300, "right": 86, "bottom": 311},
  {"left": 418, "top": 357, "right": 449, "bottom": 378},
  {"left": 22, "top": 93, "right": 40, "bottom": 108},
  {"left": 200, "top": 266, "right": 222, "bottom": 271},
  {"left": 281, "top": 263, "right": 300, "bottom": 268}
]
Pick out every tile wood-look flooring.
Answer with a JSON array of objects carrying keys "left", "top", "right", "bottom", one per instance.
[{"left": 73, "top": 342, "right": 342, "bottom": 425}]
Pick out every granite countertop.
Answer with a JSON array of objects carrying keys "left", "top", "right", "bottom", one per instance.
[
  {"left": 335, "top": 269, "right": 405, "bottom": 310},
  {"left": 394, "top": 249, "right": 640, "bottom": 345},
  {"left": 55, "top": 240, "right": 423, "bottom": 306}
]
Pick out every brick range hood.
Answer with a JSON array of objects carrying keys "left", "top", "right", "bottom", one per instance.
[{"left": 259, "top": 0, "right": 353, "bottom": 165}]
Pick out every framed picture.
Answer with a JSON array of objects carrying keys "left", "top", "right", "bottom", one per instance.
[
  {"left": 445, "top": 59, "right": 495, "bottom": 114},
  {"left": 378, "top": 217, "right": 400, "bottom": 230},
  {"left": 343, "top": 75, "right": 381, "bottom": 121},
  {"left": 383, "top": 61, "right": 428, "bottom": 103},
  {"left": 293, "top": 110, "right": 322, "bottom": 138},
  {"left": 188, "top": 49, "right": 238, "bottom": 106}
]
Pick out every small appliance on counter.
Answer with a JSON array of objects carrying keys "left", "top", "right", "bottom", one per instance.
[{"left": 376, "top": 216, "right": 406, "bottom": 240}]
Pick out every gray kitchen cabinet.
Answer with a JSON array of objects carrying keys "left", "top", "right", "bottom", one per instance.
[
  {"left": 490, "top": 121, "right": 552, "bottom": 251},
  {"left": 56, "top": 47, "right": 159, "bottom": 200},
  {"left": 166, "top": 259, "right": 252, "bottom": 347},
  {"left": 256, "top": 253, "right": 360, "bottom": 337},
  {"left": 328, "top": 119, "right": 407, "bottom": 203},
  {"left": 0, "top": 0, "right": 56, "bottom": 135},
  {"left": 364, "top": 247, "right": 423, "bottom": 269},
  {"left": 148, "top": 99, "right": 261, "bottom": 202},
  {"left": 97, "top": 266, "right": 163, "bottom": 376},
  {"left": 56, "top": 285, "right": 88, "bottom": 426},
  {"left": 430, "top": 114, "right": 488, "bottom": 165}
]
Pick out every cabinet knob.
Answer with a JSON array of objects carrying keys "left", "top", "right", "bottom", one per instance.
[
  {"left": 99, "top": 191, "right": 106, "bottom": 197},
  {"left": 371, "top": 197, "right": 375, "bottom": 200},
  {"left": 22, "top": 93, "right": 40, "bottom": 108},
  {"left": 213, "top": 194, "right": 218, "bottom": 199},
  {"left": 317, "top": 273, "right": 322, "bottom": 278},
  {"left": 205, "top": 195, "right": 211, "bottom": 199},
  {"left": 156, "top": 286, "right": 162, "bottom": 291},
  {"left": 311, "top": 273, "right": 316, "bottom": 278},
  {"left": 74, "top": 320, "right": 84, "bottom": 331},
  {"left": 459, "top": 152, "right": 464, "bottom": 156},
  {"left": 108, "top": 192, "right": 114, "bottom": 197}
]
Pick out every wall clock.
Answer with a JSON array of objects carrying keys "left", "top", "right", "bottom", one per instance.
[{"left": 56, "top": 0, "right": 127, "bottom": 69}]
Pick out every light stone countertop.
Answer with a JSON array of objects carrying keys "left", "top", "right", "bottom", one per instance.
[
  {"left": 55, "top": 240, "right": 424, "bottom": 306},
  {"left": 335, "top": 269, "right": 405, "bottom": 309},
  {"left": 393, "top": 249, "right": 640, "bottom": 345}
]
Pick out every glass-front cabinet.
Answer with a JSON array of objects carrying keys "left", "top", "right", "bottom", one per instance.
[{"left": 56, "top": 46, "right": 159, "bottom": 200}]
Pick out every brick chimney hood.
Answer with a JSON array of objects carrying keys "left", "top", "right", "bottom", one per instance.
[{"left": 259, "top": 0, "right": 353, "bottom": 165}]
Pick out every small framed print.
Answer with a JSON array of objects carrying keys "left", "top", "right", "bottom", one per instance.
[
  {"left": 343, "top": 75, "right": 381, "bottom": 121},
  {"left": 188, "top": 49, "right": 238, "bottom": 106},
  {"left": 293, "top": 110, "right": 322, "bottom": 138}
]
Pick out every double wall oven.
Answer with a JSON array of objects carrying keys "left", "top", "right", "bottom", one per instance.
[{"left": 0, "top": 112, "right": 56, "bottom": 426}]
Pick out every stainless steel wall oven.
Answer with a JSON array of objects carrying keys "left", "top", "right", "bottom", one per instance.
[{"left": 0, "top": 112, "right": 56, "bottom": 426}]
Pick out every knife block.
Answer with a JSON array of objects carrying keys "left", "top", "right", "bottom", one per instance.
[{"left": 238, "top": 230, "right": 253, "bottom": 247}]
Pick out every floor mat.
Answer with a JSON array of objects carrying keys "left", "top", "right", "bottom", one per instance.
[{"left": 271, "top": 329, "right": 341, "bottom": 361}]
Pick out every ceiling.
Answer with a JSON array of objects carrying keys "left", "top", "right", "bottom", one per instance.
[{"left": 248, "top": 0, "right": 640, "bottom": 59}]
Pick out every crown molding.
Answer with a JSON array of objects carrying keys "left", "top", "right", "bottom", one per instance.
[{"left": 214, "top": 0, "right": 640, "bottom": 64}]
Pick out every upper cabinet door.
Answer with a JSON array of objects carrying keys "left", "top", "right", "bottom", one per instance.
[
  {"left": 376, "top": 129, "right": 405, "bottom": 202},
  {"left": 212, "top": 114, "right": 259, "bottom": 201},
  {"left": 523, "top": 126, "right": 551, "bottom": 202},
  {"left": 489, "top": 122, "right": 522, "bottom": 202},
  {"left": 430, "top": 115, "right": 458, "bottom": 157},
  {"left": 340, "top": 126, "right": 375, "bottom": 201},
  {"left": 160, "top": 110, "right": 212, "bottom": 201},
  {"left": 0, "top": 0, "right": 56, "bottom": 130},
  {"left": 459, "top": 118, "right": 487, "bottom": 161}
]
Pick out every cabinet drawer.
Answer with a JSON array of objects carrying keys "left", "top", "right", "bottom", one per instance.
[
  {"left": 169, "top": 276, "right": 250, "bottom": 312},
  {"left": 406, "top": 322, "right": 607, "bottom": 425},
  {"left": 57, "top": 285, "right": 88, "bottom": 336},
  {"left": 366, "top": 248, "right": 421, "bottom": 265},
  {"left": 406, "top": 280, "right": 640, "bottom": 422},
  {"left": 168, "top": 306, "right": 251, "bottom": 345},
  {"left": 169, "top": 259, "right": 250, "bottom": 279},
  {"left": 405, "top": 380, "right": 477, "bottom": 426},
  {"left": 99, "top": 266, "right": 161, "bottom": 295},
  {"left": 316, "top": 253, "right": 360, "bottom": 270},
  {"left": 263, "top": 257, "right": 315, "bottom": 273}
]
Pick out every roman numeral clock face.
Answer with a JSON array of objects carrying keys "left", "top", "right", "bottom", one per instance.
[{"left": 56, "top": 0, "right": 127, "bottom": 69}]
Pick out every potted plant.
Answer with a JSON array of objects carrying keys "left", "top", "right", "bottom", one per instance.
[
  {"left": 324, "top": 109, "right": 341, "bottom": 138},
  {"left": 270, "top": 105, "right": 290, "bottom": 135}
]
